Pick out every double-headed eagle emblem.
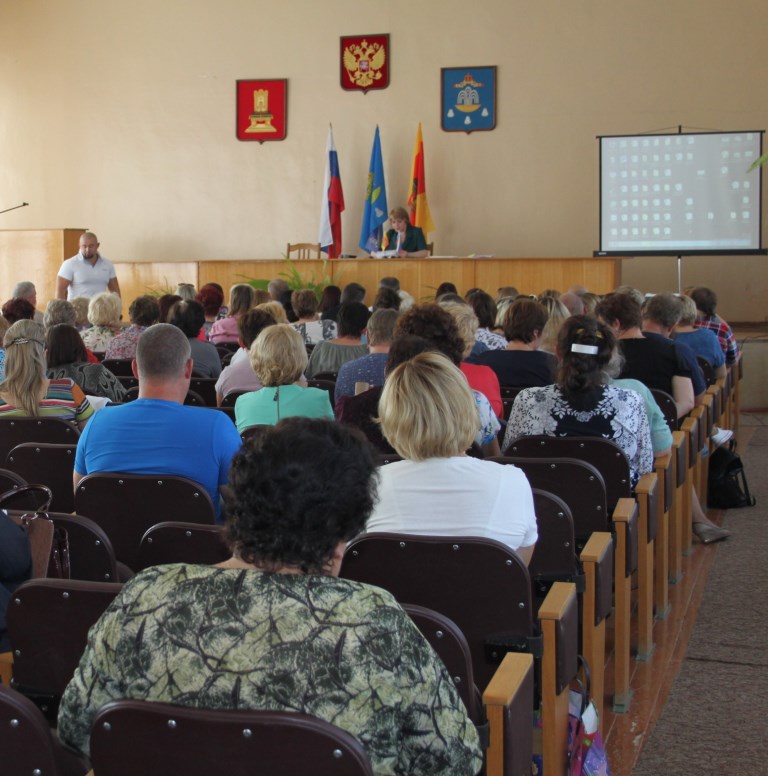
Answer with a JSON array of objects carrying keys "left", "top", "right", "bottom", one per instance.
[{"left": 343, "top": 40, "right": 386, "bottom": 89}]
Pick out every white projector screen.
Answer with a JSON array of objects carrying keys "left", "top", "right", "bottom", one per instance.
[{"left": 596, "top": 130, "right": 765, "bottom": 256}]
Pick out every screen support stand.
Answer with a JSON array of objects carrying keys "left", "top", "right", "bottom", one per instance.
[{"left": 676, "top": 255, "right": 683, "bottom": 295}]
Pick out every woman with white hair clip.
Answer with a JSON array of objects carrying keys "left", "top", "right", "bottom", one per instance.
[
  {"left": 367, "top": 351, "right": 538, "bottom": 562},
  {"left": 235, "top": 325, "right": 333, "bottom": 432},
  {"left": 0, "top": 319, "right": 93, "bottom": 429}
]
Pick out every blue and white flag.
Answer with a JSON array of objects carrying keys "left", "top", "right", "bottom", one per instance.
[{"left": 358, "top": 126, "right": 389, "bottom": 253}]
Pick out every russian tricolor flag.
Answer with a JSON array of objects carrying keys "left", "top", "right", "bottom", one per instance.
[{"left": 319, "top": 125, "right": 345, "bottom": 258}]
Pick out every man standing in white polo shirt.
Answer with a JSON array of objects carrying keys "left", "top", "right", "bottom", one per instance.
[{"left": 56, "top": 231, "right": 121, "bottom": 300}]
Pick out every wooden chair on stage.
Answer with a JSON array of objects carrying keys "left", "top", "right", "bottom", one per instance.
[
  {"left": 340, "top": 534, "right": 578, "bottom": 775},
  {"left": 286, "top": 242, "right": 322, "bottom": 260}
]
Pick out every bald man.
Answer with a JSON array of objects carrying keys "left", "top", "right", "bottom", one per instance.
[{"left": 56, "top": 231, "right": 120, "bottom": 300}]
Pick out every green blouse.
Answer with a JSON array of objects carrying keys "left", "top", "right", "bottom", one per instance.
[{"left": 383, "top": 224, "right": 427, "bottom": 254}]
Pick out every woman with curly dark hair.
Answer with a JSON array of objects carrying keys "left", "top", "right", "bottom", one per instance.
[{"left": 58, "top": 418, "right": 482, "bottom": 774}]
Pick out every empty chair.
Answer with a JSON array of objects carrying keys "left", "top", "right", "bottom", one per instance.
[
  {"left": 6, "top": 578, "right": 122, "bottom": 720},
  {"left": 136, "top": 521, "right": 229, "bottom": 570},
  {"left": 0, "top": 417, "right": 80, "bottom": 466},
  {"left": 91, "top": 702, "right": 373, "bottom": 776},
  {"left": 0, "top": 684, "right": 88, "bottom": 776},
  {"left": 101, "top": 358, "right": 134, "bottom": 376},
  {"left": 189, "top": 377, "right": 218, "bottom": 406},
  {"left": 6, "top": 443, "right": 77, "bottom": 513},
  {"left": 74, "top": 473, "right": 216, "bottom": 571},
  {"left": 286, "top": 241, "right": 322, "bottom": 259}
]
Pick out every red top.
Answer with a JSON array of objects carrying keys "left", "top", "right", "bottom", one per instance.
[{"left": 460, "top": 362, "right": 503, "bottom": 419}]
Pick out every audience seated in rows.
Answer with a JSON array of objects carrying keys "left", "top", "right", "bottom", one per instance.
[
  {"left": 673, "top": 294, "right": 726, "bottom": 379},
  {"left": 235, "top": 325, "right": 333, "bottom": 432},
  {"left": 157, "top": 293, "right": 182, "bottom": 323},
  {"left": 306, "top": 302, "right": 370, "bottom": 378},
  {"left": 46, "top": 324, "right": 127, "bottom": 403},
  {"left": 503, "top": 315, "right": 653, "bottom": 489},
  {"left": 208, "top": 284, "right": 255, "bottom": 345},
  {"left": 475, "top": 297, "right": 558, "bottom": 387},
  {"left": 334, "top": 308, "right": 398, "bottom": 405},
  {"left": 58, "top": 418, "right": 483, "bottom": 774},
  {"left": 467, "top": 290, "right": 507, "bottom": 351},
  {"left": 73, "top": 324, "right": 240, "bottom": 520},
  {"left": 538, "top": 295, "right": 571, "bottom": 355},
  {"left": 103, "top": 295, "right": 160, "bottom": 361},
  {"left": 11, "top": 281, "right": 43, "bottom": 324},
  {"left": 0, "top": 319, "right": 94, "bottom": 429},
  {"left": 81, "top": 292, "right": 122, "bottom": 354},
  {"left": 317, "top": 284, "right": 341, "bottom": 322},
  {"left": 194, "top": 283, "right": 225, "bottom": 336},
  {"left": 168, "top": 300, "right": 221, "bottom": 378},
  {"left": 369, "top": 351, "right": 538, "bottom": 562},
  {"left": 688, "top": 286, "right": 740, "bottom": 365},
  {"left": 215, "top": 308, "right": 276, "bottom": 405},
  {"left": 289, "top": 288, "right": 337, "bottom": 344}
]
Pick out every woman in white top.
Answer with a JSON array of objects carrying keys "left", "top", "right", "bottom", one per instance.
[{"left": 367, "top": 351, "right": 537, "bottom": 564}]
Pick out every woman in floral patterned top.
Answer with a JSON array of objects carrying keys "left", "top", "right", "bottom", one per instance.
[
  {"left": 80, "top": 291, "right": 123, "bottom": 354},
  {"left": 58, "top": 418, "right": 482, "bottom": 775}
]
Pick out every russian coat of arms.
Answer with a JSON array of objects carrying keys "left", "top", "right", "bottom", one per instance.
[{"left": 340, "top": 34, "right": 390, "bottom": 93}]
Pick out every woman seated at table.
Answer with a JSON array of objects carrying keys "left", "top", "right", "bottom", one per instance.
[
  {"left": 380, "top": 206, "right": 430, "bottom": 258},
  {"left": 45, "top": 324, "right": 127, "bottom": 403},
  {"left": 57, "top": 418, "right": 482, "bottom": 774},
  {"left": 475, "top": 297, "right": 558, "bottom": 387},
  {"left": 0, "top": 320, "right": 93, "bottom": 430},
  {"left": 502, "top": 315, "right": 653, "bottom": 489},
  {"left": 368, "top": 351, "right": 538, "bottom": 563},
  {"left": 235, "top": 325, "right": 333, "bottom": 432}
]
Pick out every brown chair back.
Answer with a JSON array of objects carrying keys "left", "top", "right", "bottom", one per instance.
[
  {"left": 0, "top": 418, "right": 80, "bottom": 467},
  {"left": 6, "top": 443, "right": 77, "bottom": 513},
  {"left": 286, "top": 242, "right": 322, "bottom": 260},
  {"left": 341, "top": 533, "right": 535, "bottom": 689},
  {"left": 74, "top": 473, "right": 216, "bottom": 571},
  {"left": 102, "top": 359, "right": 134, "bottom": 376},
  {"left": 90, "top": 701, "right": 374, "bottom": 776},
  {"left": 6, "top": 578, "right": 122, "bottom": 719},
  {"left": 650, "top": 388, "right": 678, "bottom": 432},
  {"left": 136, "top": 522, "right": 229, "bottom": 570}
]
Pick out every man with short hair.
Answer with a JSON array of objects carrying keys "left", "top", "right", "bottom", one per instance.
[
  {"left": 689, "top": 286, "right": 740, "bottom": 365},
  {"left": 73, "top": 324, "right": 241, "bottom": 520},
  {"left": 334, "top": 308, "right": 398, "bottom": 407},
  {"left": 56, "top": 232, "right": 121, "bottom": 300},
  {"left": 103, "top": 295, "right": 160, "bottom": 361},
  {"left": 12, "top": 281, "right": 43, "bottom": 323}
]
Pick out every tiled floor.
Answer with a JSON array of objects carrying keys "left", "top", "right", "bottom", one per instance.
[{"left": 602, "top": 414, "right": 760, "bottom": 774}]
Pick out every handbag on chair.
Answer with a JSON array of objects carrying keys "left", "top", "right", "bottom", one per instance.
[{"left": 0, "top": 485, "right": 71, "bottom": 579}]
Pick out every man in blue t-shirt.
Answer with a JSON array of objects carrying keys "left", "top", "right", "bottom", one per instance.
[{"left": 74, "top": 324, "right": 241, "bottom": 520}]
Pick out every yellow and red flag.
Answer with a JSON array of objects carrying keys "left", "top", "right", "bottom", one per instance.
[{"left": 406, "top": 123, "right": 435, "bottom": 236}]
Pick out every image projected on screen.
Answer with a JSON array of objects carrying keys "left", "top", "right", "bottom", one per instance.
[{"left": 599, "top": 131, "right": 763, "bottom": 255}]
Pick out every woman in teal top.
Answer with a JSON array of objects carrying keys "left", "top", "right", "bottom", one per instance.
[
  {"left": 382, "top": 206, "right": 430, "bottom": 257},
  {"left": 235, "top": 325, "right": 333, "bottom": 432}
]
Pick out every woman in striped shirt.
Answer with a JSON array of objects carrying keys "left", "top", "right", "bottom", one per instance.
[{"left": 0, "top": 319, "right": 93, "bottom": 430}]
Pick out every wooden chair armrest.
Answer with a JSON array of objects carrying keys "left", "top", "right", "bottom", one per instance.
[
  {"left": 0, "top": 650, "right": 13, "bottom": 686},
  {"left": 483, "top": 653, "right": 534, "bottom": 776}
]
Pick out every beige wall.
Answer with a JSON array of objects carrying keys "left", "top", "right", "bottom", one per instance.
[{"left": 0, "top": 0, "right": 766, "bottom": 320}]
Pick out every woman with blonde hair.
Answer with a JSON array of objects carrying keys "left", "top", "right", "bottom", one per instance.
[
  {"left": 208, "top": 284, "right": 255, "bottom": 344},
  {"left": 537, "top": 295, "right": 570, "bottom": 355},
  {"left": 0, "top": 319, "right": 93, "bottom": 429},
  {"left": 255, "top": 300, "right": 288, "bottom": 324},
  {"left": 80, "top": 292, "right": 122, "bottom": 353},
  {"left": 366, "top": 351, "right": 537, "bottom": 561},
  {"left": 235, "top": 325, "right": 333, "bottom": 432}
]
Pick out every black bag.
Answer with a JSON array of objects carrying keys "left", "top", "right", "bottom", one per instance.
[{"left": 707, "top": 444, "right": 756, "bottom": 509}]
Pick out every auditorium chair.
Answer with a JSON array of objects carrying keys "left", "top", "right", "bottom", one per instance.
[
  {"left": 650, "top": 388, "right": 678, "bottom": 432},
  {"left": 286, "top": 242, "right": 322, "bottom": 259},
  {"left": 0, "top": 467, "right": 40, "bottom": 509},
  {"left": 136, "top": 521, "right": 229, "bottom": 570},
  {"left": 503, "top": 437, "right": 658, "bottom": 704},
  {"left": 311, "top": 371, "right": 338, "bottom": 382},
  {"left": 101, "top": 358, "right": 134, "bottom": 376},
  {"left": 6, "top": 442, "right": 77, "bottom": 513},
  {"left": 220, "top": 390, "right": 246, "bottom": 407},
  {"left": 0, "top": 417, "right": 80, "bottom": 464},
  {"left": 74, "top": 473, "right": 216, "bottom": 572},
  {"left": 92, "top": 702, "right": 373, "bottom": 776},
  {"left": 189, "top": 377, "right": 218, "bottom": 406},
  {"left": 0, "top": 684, "right": 88, "bottom": 776},
  {"left": 5, "top": 578, "right": 123, "bottom": 721},
  {"left": 489, "top": 456, "right": 618, "bottom": 721},
  {"left": 679, "top": 414, "right": 699, "bottom": 554},
  {"left": 340, "top": 534, "right": 578, "bottom": 774},
  {"left": 696, "top": 355, "right": 716, "bottom": 387},
  {"left": 307, "top": 377, "right": 336, "bottom": 405}
]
